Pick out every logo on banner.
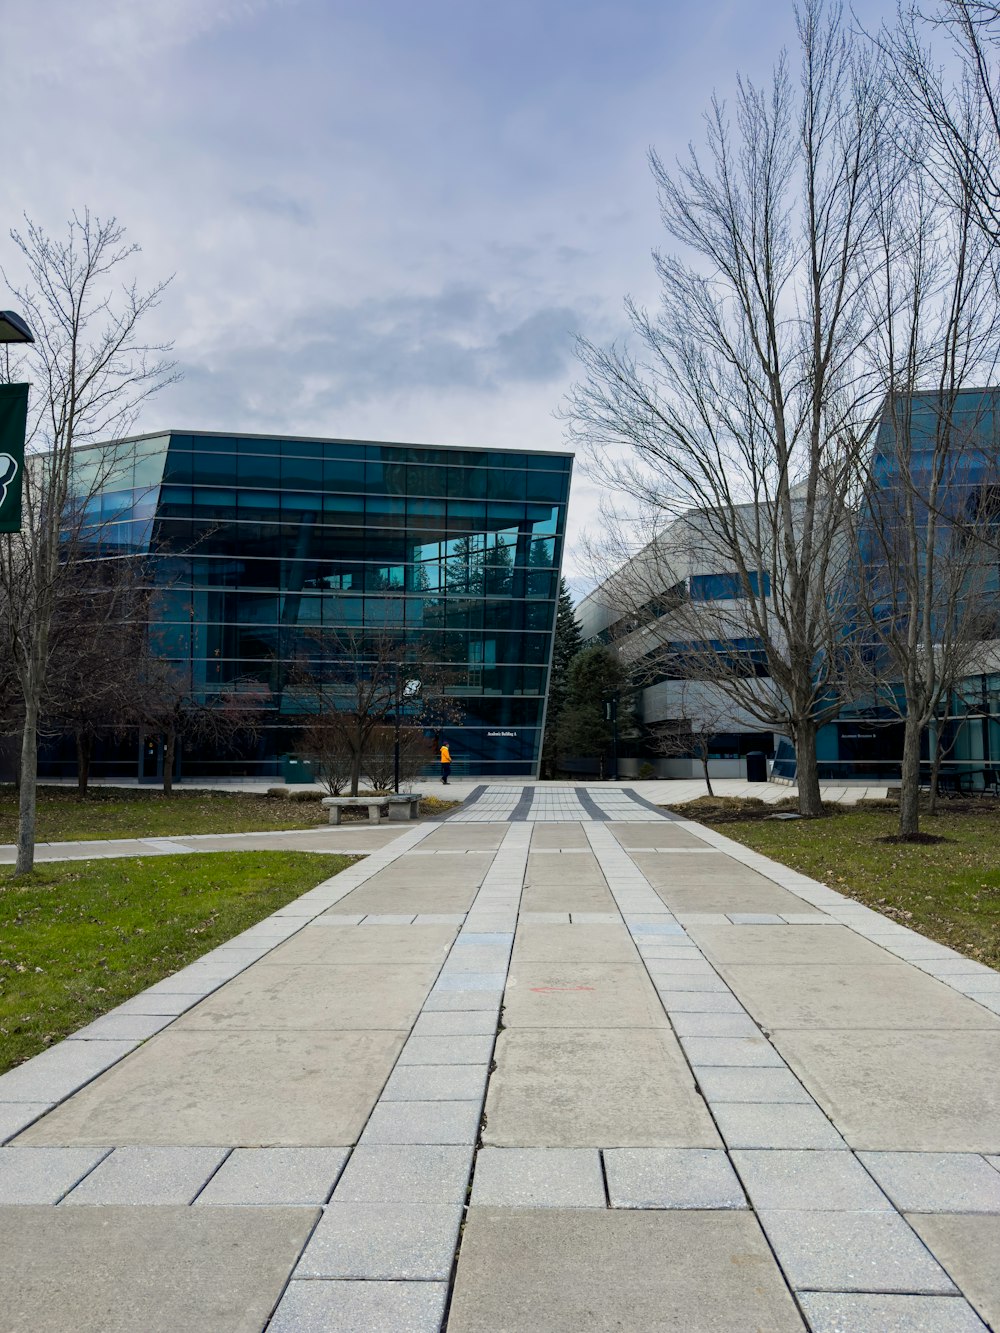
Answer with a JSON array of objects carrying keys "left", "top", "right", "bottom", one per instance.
[{"left": 0, "top": 454, "right": 19, "bottom": 512}]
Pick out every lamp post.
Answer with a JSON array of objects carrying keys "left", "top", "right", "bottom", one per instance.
[
  {"left": 0, "top": 311, "right": 35, "bottom": 345},
  {"left": 605, "top": 695, "right": 619, "bottom": 781}
]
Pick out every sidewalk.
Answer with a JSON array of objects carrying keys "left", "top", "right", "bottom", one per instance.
[{"left": 0, "top": 784, "right": 995, "bottom": 1331}]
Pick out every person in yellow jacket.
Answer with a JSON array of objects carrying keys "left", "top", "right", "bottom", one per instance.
[{"left": 439, "top": 742, "right": 452, "bottom": 785}]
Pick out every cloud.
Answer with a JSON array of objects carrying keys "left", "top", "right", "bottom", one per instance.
[
  {"left": 169, "top": 285, "right": 584, "bottom": 427},
  {"left": 234, "top": 187, "right": 312, "bottom": 225}
]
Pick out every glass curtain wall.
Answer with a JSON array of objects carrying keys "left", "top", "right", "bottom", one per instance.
[{"left": 57, "top": 431, "right": 571, "bottom": 779}]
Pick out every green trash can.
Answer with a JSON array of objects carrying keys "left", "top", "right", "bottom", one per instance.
[{"left": 282, "top": 755, "right": 315, "bottom": 784}]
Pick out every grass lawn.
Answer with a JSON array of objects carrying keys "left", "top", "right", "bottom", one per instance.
[
  {"left": 681, "top": 799, "right": 1000, "bottom": 969},
  {"left": 0, "top": 786, "right": 459, "bottom": 844},
  {"left": 0, "top": 850, "right": 356, "bottom": 1075}
]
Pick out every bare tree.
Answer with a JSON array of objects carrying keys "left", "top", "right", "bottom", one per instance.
[
  {"left": 44, "top": 557, "right": 151, "bottom": 797},
  {"left": 644, "top": 681, "right": 745, "bottom": 797},
  {"left": 879, "top": 2, "right": 1000, "bottom": 249},
  {"left": 567, "top": 1, "right": 887, "bottom": 817},
  {"left": 127, "top": 652, "right": 263, "bottom": 796},
  {"left": 0, "top": 212, "right": 175, "bottom": 871},
  {"left": 844, "top": 35, "right": 1000, "bottom": 838},
  {"left": 294, "top": 630, "right": 463, "bottom": 797}
]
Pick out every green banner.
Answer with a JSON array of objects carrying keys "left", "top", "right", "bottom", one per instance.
[{"left": 0, "top": 383, "right": 28, "bottom": 534}]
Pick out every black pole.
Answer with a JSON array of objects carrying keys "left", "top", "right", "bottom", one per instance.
[
  {"left": 393, "top": 665, "right": 401, "bottom": 793},
  {"left": 610, "top": 696, "right": 619, "bottom": 780}
]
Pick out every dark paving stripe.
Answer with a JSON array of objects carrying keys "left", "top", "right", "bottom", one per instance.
[
  {"left": 621, "top": 787, "right": 682, "bottom": 820},
  {"left": 575, "top": 787, "right": 610, "bottom": 821},
  {"left": 436, "top": 784, "right": 487, "bottom": 820},
  {"left": 509, "top": 786, "right": 534, "bottom": 821}
]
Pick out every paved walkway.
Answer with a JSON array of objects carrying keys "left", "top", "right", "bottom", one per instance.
[{"left": 0, "top": 787, "right": 997, "bottom": 1330}]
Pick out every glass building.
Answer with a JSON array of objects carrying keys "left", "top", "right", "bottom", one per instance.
[{"left": 51, "top": 431, "right": 572, "bottom": 781}]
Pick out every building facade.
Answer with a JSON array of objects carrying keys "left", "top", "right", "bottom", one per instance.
[
  {"left": 579, "top": 388, "right": 1000, "bottom": 785},
  {"left": 45, "top": 431, "right": 572, "bottom": 781}
]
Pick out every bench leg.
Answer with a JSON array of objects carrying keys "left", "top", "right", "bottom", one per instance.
[
  {"left": 367, "top": 803, "right": 382, "bottom": 823},
  {"left": 409, "top": 800, "right": 419, "bottom": 820},
  {"left": 328, "top": 807, "right": 342, "bottom": 826}
]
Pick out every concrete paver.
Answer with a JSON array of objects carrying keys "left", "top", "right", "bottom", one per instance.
[
  {"left": 194, "top": 1147, "right": 350, "bottom": 1205},
  {"left": 332, "top": 1145, "right": 474, "bottom": 1204},
  {"left": 2, "top": 784, "right": 997, "bottom": 1330},
  {"left": 0, "top": 1205, "right": 320, "bottom": 1332},
  {"left": 603, "top": 1147, "right": 747, "bottom": 1208},
  {"left": 268, "top": 1279, "right": 448, "bottom": 1333},
  {"left": 798, "top": 1292, "right": 988, "bottom": 1331},
  {"left": 62, "top": 1145, "right": 228, "bottom": 1204},
  {"left": 295, "top": 1202, "right": 463, "bottom": 1279},
  {"left": 908, "top": 1214, "right": 1000, "bottom": 1329},
  {"left": 859, "top": 1152, "right": 1000, "bottom": 1213},
  {"left": 448, "top": 1208, "right": 805, "bottom": 1331},
  {"left": 0, "top": 1146, "right": 109, "bottom": 1203},
  {"left": 485, "top": 1028, "right": 720, "bottom": 1147},
  {"left": 757, "top": 1209, "right": 957, "bottom": 1293},
  {"left": 470, "top": 1149, "right": 606, "bottom": 1207},
  {"left": 18, "top": 1029, "right": 406, "bottom": 1146},
  {"left": 775, "top": 1029, "right": 1000, "bottom": 1151}
]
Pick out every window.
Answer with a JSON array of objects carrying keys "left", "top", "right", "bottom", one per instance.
[{"left": 690, "top": 570, "right": 771, "bottom": 601}]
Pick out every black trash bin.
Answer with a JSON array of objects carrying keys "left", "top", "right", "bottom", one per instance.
[{"left": 745, "top": 751, "right": 768, "bottom": 783}]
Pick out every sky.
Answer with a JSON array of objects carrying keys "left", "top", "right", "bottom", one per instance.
[{"left": 2, "top": 0, "right": 894, "bottom": 591}]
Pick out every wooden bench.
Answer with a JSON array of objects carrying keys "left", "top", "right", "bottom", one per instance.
[{"left": 321, "top": 794, "right": 422, "bottom": 825}]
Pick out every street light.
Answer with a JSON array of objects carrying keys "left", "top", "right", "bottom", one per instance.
[{"left": 0, "top": 311, "right": 34, "bottom": 344}]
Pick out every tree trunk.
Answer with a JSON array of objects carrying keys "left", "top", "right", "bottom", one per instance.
[
  {"left": 163, "top": 731, "right": 175, "bottom": 796},
  {"left": 15, "top": 699, "right": 38, "bottom": 876},
  {"left": 76, "top": 731, "right": 92, "bottom": 798},
  {"left": 701, "top": 754, "right": 715, "bottom": 798},
  {"left": 898, "top": 714, "right": 923, "bottom": 838},
  {"left": 350, "top": 747, "right": 362, "bottom": 797},
  {"left": 794, "top": 722, "right": 823, "bottom": 817}
]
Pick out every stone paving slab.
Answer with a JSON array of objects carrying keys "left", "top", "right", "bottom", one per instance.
[
  {"left": 448, "top": 1208, "right": 805, "bottom": 1332},
  {"left": 358, "top": 1100, "right": 482, "bottom": 1145},
  {"left": 731, "top": 1148, "right": 893, "bottom": 1212},
  {"left": 0, "top": 1102, "right": 50, "bottom": 1144},
  {"left": 712, "top": 1101, "right": 847, "bottom": 1150},
  {"left": 798, "top": 1292, "right": 988, "bottom": 1332},
  {"left": 295, "top": 1202, "right": 463, "bottom": 1279},
  {"left": 411, "top": 1011, "right": 497, "bottom": 1036},
  {"left": 171, "top": 961, "right": 436, "bottom": 1032},
  {"left": 0, "top": 1146, "right": 109, "bottom": 1203},
  {"left": 908, "top": 1214, "right": 1000, "bottom": 1330},
  {"left": 62, "top": 1145, "right": 228, "bottom": 1205},
  {"left": 757, "top": 1209, "right": 956, "bottom": 1293},
  {"left": 718, "top": 963, "right": 1000, "bottom": 1032},
  {"left": 382, "top": 1063, "right": 489, "bottom": 1101},
  {"left": 502, "top": 961, "right": 670, "bottom": 1028},
  {"left": 18, "top": 1029, "right": 406, "bottom": 1147},
  {"left": 471, "top": 1149, "right": 606, "bottom": 1207},
  {"left": 775, "top": 1029, "right": 1000, "bottom": 1152},
  {"left": 694, "top": 1066, "right": 815, "bottom": 1104},
  {"left": 268, "top": 1279, "right": 448, "bottom": 1333},
  {"left": 195, "top": 1147, "right": 350, "bottom": 1205},
  {"left": 485, "top": 1028, "right": 720, "bottom": 1148},
  {"left": 0, "top": 1204, "right": 320, "bottom": 1333},
  {"left": 331, "top": 1145, "right": 474, "bottom": 1204},
  {"left": 0, "top": 1039, "right": 139, "bottom": 1105},
  {"left": 859, "top": 1152, "right": 1000, "bottom": 1213},
  {"left": 691, "top": 922, "right": 904, "bottom": 966},
  {"left": 604, "top": 1147, "right": 747, "bottom": 1209}
]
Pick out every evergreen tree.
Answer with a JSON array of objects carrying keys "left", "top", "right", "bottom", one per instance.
[
  {"left": 540, "top": 579, "right": 583, "bottom": 777},
  {"left": 554, "top": 643, "right": 627, "bottom": 777}
]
